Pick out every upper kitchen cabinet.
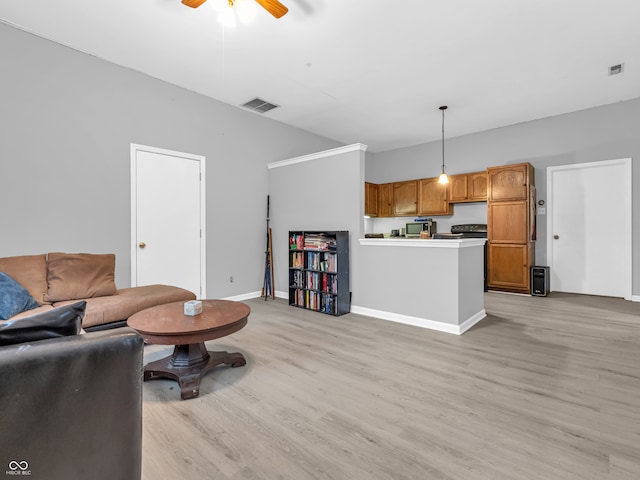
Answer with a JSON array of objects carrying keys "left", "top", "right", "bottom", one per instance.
[
  {"left": 487, "top": 164, "right": 530, "bottom": 201},
  {"left": 377, "top": 183, "right": 393, "bottom": 217},
  {"left": 364, "top": 182, "right": 378, "bottom": 216},
  {"left": 418, "top": 177, "right": 452, "bottom": 215},
  {"left": 449, "top": 172, "right": 487, "bottom": 203},
  {"left": 393, "top": 180, "right": 418, "bottom": 216}
]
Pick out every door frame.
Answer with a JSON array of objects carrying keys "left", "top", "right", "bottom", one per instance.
[
  {"left": 130, "top": 143, "right": 207, "bottom": 297},
  {"left": 546, "top": 158, "right": 632, "bottom": 300}
]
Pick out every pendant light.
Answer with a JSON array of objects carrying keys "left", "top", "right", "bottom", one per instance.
[{"left": 438, "top": 105, "right": 449, "bottom": 184}]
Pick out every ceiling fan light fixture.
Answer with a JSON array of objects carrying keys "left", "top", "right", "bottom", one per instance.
[
  {"left": 236, "top": 0, "right": 257, "bottom": 22},
  {"left": 217, "top": 2, "right": 237, "bottom": 27},
  {"left": 183, "top": 0, "right": 288, "bottom": 19},
  {"left": 216, "top": 0, "right": 258, "bottom": 26}
]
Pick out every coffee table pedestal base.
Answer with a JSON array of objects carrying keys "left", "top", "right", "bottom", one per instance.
[{"left": 144, "top": 343, "right": 246, "bottom": 400}]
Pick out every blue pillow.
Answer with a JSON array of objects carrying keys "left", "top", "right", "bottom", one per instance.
[{"left": 0, "top": 272, "right": 41, "bottom": 320}]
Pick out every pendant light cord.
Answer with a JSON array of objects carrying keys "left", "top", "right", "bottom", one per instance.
[{"left": 441, "top": 107, "right": 445, "bottom": 173}]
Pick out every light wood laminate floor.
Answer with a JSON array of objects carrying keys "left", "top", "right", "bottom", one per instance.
[{"left": 141, "top": 292, "right": 640, "bottom": 480}]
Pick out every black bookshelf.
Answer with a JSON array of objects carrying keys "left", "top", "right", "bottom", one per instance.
[{"left": 288, "top": 231, "right": 350, "bottom": 316}]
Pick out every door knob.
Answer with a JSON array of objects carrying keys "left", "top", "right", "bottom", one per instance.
[
  {"left": 553, "top": 235, "right": 559, "bottom": 240},
  {"left": 139, "top": 242, "right": 146, "bottom": 249}
]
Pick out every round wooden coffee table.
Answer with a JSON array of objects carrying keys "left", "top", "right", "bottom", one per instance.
[{"left": 127, "top": 299, "right": 250, "bottom": 400}]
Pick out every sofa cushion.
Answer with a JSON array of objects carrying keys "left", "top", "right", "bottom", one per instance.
[
  {"left": 0, "top": 254, "right": 49, "bottom": 304},
  {"left": 45, "top": 253, "right": 117, "bottom": 302},
  {"left": 0, "top": 301, "right": 85, "bottom": 346},
  {"left": 0, "top": 272, "right": 41, "bottom": 320},
  {"left": 8, "top": 305, "right": 54, "bottom": 320},
  {"left": 53, "top": 284, "right": 196, "bottom": 328}
]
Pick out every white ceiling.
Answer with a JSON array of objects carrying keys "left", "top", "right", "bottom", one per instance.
[{"left": 1, "top": 0, "right": 639, "bottom": 152}]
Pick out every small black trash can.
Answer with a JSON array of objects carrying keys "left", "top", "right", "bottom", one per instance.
[{"left": 531, "top": 266, "right": 550, "bottom": 296}]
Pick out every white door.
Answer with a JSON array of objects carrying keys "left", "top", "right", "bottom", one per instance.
[
  {"left": 131, "top": 144, "right": 206, "bottom": 298},
  {"left": 547, "top": 158, "right": 631, "bottom": 299}
]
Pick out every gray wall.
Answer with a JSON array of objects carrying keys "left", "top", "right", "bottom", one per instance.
[
  {"left": 369, "top": 98, "right": 640, "bottom": 296},
  {"left": 268, "top": 148, "right": 365, "bottom": 298},
  {"left": 0, "top": 23, "right": 341, "bottom": 297}
]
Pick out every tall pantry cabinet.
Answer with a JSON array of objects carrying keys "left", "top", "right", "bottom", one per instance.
[{"left": 487, "top": 163, "right": 535, "bottom": 294}]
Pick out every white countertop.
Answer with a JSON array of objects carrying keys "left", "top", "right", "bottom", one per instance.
[{"left": 358, "top": 237, "right": 487, "bottom": 248}]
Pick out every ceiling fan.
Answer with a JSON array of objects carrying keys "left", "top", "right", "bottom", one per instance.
[{"left": 182, "top": 0, "right": 288, "bottom": 19}]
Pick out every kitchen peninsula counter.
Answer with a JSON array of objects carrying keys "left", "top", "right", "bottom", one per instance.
[{"left": 353, "top": 237, "right": 486, "bottom": 334}]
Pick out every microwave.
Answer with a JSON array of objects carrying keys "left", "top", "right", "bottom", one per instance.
[{"left": 405, "top": 220, "right": 436, "bottom": 237}]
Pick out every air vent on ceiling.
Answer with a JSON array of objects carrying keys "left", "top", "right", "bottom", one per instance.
[
  {"left": 608, "top": 63, "right": 624, "bottom": 76},
  {"left": 241, "top": 97, "right": 280, "bottom": 114}
]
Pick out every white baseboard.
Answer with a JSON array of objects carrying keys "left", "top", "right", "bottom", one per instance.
[
  {"left": 223, "top": 291, "right": 487, "bottom": 334},
  {"left": 222, "top": 291, "right": 262, "bottom": 301},
  {"left": 222, "top": 290, "right": 289, "bottom": 302},
  {"left": 629, "top": 295, "right": 640, "bottom": 302},
  {"left": 349, "top": 305, "right": 487, "bottom": 335}
]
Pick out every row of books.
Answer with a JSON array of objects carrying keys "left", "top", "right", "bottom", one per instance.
[
  {"left": 291, "top": 289, "right": 337, "bottom": 314},
  {"left": 289, "top": 232, "right": 338, "bottom": 252},
  {"left": 289, "top": 271, "right": 338, "bottom": 293},
  {"left": 290, "top": 252, "right": 304, "bottom": 269},
  {"left": 290, "top": 251, "right": 337, "bottom": 272},
  {"left": 289, "top": 233, "right": 304, "bottom": 250},
  {"left": 303, "top": 233, "right": 337, "bottom": 251},
  {"left": 290, "top": 270, "right": 304, "bottom": 288},
  {"left": 306, "top": 271, "right": 338, "bottom": 293},
  {"left": 306, "top": 251, "right": 337, "bottom": 272}
]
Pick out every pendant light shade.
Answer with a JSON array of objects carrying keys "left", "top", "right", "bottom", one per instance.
[{"left": 438, "top": 105, "right": 449, "bottom": 184}]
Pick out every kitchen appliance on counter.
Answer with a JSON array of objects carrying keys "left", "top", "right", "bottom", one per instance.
[
  {"left": 451, "top": 224, "right": 487, "bottom": 237},
  {"left": 432, "top": 224, "right": 487, "bottom": 239},
  {"left": 405, "top": 220, "right": 436, "bottom": 238}
]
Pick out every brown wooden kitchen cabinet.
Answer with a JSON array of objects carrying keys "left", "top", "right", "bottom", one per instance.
[
  {"left": 487, "top": 163, "right": 535, "bottom": 294},
  {"left": 364, "top": 182, "right": 378, "bottom": 216},
  {"left": 418, "top": 177, "right": 451, "bottom": 215},
  {"left": 377, "top": 183, "right": 393, "bottom": 217},
  {"left": 487, "top": 164, "right": 529, "bottom": 201},
  {"left": 487, "top": 244, "right": 532, "bottom": 291},
  {"left": 393, "top": 180, "right": 418, "bottom": 216},
  {"left": 449, "top": 171, "right": 487, "bottom": 203},
  {"left": 487, "top": 201, "right": 528, "bottom": 243}
]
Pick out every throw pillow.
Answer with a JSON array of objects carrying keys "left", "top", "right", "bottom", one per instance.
[
  {"left": 0, "top": 301, "right": 85, "bottom": 346},
  {"left": 0, "top": 272, "right": 41, "bottom": 320},
  {"left": 45, "top": 252, "right": 117, "bottom": 302},
  {"left": 0, "top": 254, "right": 49, "bottom": 304}
]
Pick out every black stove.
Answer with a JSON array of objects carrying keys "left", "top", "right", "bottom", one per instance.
[
  {"left": 432, "top": 224, "right": 487, "bottom": 240},
  {"left": 451, "top": 224, "right": 487, "bottom": 238}
]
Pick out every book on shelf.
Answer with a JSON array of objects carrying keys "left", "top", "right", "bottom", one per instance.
[
  {"left": 290, "top": 251, "right": 304, "bottom": 269},
  {"left": 303, "top": 233, "right": 337, "bottom": 251},
  {"left": 289, "top": 233, "right": 304, "bottom": 250}
]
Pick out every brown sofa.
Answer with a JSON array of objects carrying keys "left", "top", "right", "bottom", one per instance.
[{"left": 0, "top": 252, "right": 196, "bottom": 330}]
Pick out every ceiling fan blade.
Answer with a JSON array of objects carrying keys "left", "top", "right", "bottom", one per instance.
[
  {"left": 255, "top": 0, "right": 288, "bottom": 18},
  {"left": 182, "top": 0, "right": 208, "bottom": 8}
]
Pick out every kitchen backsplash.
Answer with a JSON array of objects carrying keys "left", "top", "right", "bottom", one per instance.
[{"left": 365, "top": 202, "right": 487, "bottom": 235}]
